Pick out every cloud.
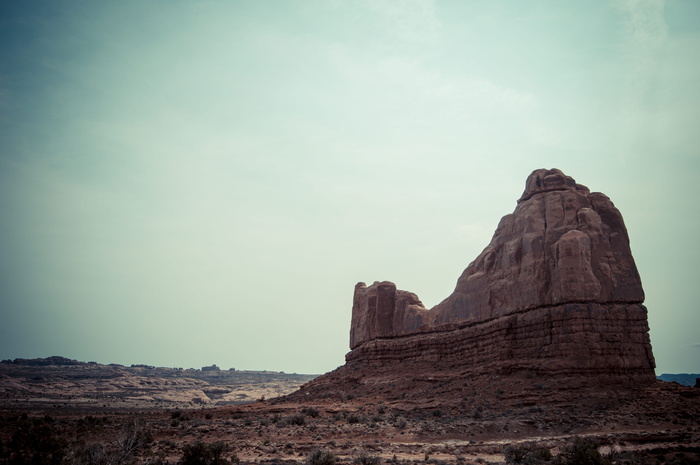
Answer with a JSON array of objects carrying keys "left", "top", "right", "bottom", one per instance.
[
  {"left": 454, "top": 224, "right": 492, "bottom": 240},
  {"left": 616, "top": 0, "right": 667, "bottom": 105},
  {"left": 362, "top": 0, "right": 441, "bottom": 43},
  {"left": 327, "top": 47, "right": 538, "bottom": 123}
]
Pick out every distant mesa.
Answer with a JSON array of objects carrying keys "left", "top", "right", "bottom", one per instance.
[
  {"left": 1, "top": 356, "right": 86, "bottom": 366},
  {"left": 296, "top": 168, "right": 655, "bottom": 400},
  {"left": 656, "top": 373, "right": 700, "bottom": 387}
]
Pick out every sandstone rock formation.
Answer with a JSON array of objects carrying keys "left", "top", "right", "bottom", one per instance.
[
  {"left": 347, "top": 168, "right": 655, "bottom": 384},
  {"left": 350, "top": 282, "right": 429, "bottom": 349}
]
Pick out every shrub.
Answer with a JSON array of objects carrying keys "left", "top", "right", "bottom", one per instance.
[
  {"left": 7, "top": 415, "right": 153, "bottom": 465},
  {"left": 179, "top": 441, "right": 238, "bottom": 465},
  {"left": 354, "top": 449, "right": 381, "bottom": 465},
  {"left": 347, "top": 414, "right": 366, "bottom": 424},
  {"left": 172, "top": 411, "right": 190, "bottom": 421},
  {"left": 287, "top": 413, "right": 306, "bottom": 426},
  {"left": 556, "top": 437, "right": 608, "bottom": 465},
  {"left": 504, "top": 443, "right": 552, "bottom": 464},
  {"left": 115, "top": 417, "right": 153, "bottom": 459},
  {"left": 7, "top": 416, "right": 67, "bottom": 465},
  {"left": 302, "top": 407, "right": 320, "bottom": 418},
  {"left": 307, "top": 448, "right": 337, "bottom": 465}
]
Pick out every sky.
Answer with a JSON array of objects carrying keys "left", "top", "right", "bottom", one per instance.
[{"left": 0, "top": 0, "right": 698, "bottom": 375}]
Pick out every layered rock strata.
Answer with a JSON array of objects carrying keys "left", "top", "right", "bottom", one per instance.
[{"left": 348, "top": 168, "right": 655, "bottom": 384}]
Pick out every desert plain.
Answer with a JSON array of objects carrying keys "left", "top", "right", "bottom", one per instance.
[{"left": 1, "top": 357, "right": 699, "bottom": 465}]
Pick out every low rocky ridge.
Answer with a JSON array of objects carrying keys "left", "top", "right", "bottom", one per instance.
[
  {"left": 656, "top": 373, "right": 700, "bottom": 387},
  {"left": 0, "top": 357, "right": 316, "bottom": 409}
]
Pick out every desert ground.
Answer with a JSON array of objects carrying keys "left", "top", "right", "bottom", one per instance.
[{"left": 1, "top": 360, "right": 699, "bottom": 464}]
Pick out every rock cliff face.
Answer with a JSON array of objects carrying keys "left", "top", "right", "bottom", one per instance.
[
  {"left": 350, "top": 282, "right": 429, "bottom": 349},
  {"left": 347, "top": 168, "right": 655, "bottom": 384}
]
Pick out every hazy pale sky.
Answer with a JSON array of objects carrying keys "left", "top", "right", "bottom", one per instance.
[{"left": 1, "top": 1, "right": 698, "bottom": 374}]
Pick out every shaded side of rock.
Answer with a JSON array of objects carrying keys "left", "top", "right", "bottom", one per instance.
[{"left": 350, "top": 281, "right": 428, "bottom": 349}]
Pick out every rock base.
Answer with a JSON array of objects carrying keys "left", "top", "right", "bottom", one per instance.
[{"left": 347, "top": 302, "right": 655, "bottom": 385}]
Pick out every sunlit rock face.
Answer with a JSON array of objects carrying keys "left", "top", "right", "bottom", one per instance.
[
  {"left": 431, "top": 168, "right": 644, "bottom": 325},
  {"left": 348, "top": 168, "right": 655, "bottom": 383}
]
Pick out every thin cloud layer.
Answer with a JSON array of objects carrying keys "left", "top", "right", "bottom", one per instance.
[{"left": 0, "top": 1, "right": 698, "bottom": 374}]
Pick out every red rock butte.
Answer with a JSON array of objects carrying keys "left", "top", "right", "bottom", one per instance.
[{"left": 344, "top": 168, "right": 655, "bottom": 385}]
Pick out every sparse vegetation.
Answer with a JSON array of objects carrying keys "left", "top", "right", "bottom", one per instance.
[
  {"left": 0, "top": 361, "right": 697, "bottom": 465},
  {"left": 0, "top": 415, "right": 153, "bottom": 465},
  {"left": 504, "top": 437, "right": 647, "bottom": 465},
  {"left": 0, "top": 405, "right": 695, "bottom": 465},
  {"left": 3, "top": 415, "right": 68, "bottom": 465}
]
